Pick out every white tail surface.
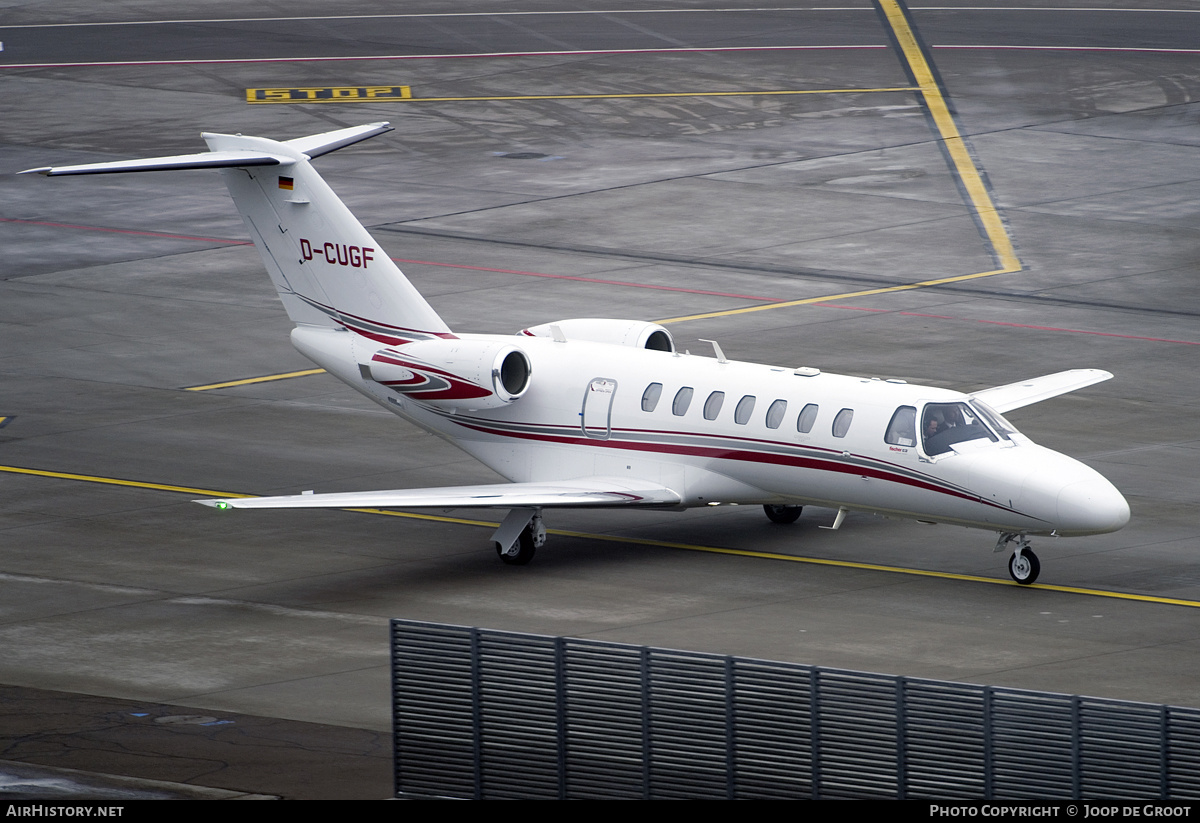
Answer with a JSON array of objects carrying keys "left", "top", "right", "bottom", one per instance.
[{"left": 22, "top": 122, "right": 451, "bottom": 344}]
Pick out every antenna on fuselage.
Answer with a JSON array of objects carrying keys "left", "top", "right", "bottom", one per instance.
[{"left": 698, "top": 339, "right": 728, "bottom": 364}]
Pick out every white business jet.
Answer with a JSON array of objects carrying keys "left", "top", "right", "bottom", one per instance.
[{"left": 23, "top": 122, "right": 1130, "bottom": 584}]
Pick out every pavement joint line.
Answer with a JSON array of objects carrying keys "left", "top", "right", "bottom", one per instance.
[{"left": 2, "top": 464, "right": 1195, "bottom": 610}]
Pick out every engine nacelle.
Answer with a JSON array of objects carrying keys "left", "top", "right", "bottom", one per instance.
[
  {"left": 365, "top": 337, "right": 531, "bottom": 410},
  {"left": 520, "top": 318, "right": 674, "bottom": 353}
]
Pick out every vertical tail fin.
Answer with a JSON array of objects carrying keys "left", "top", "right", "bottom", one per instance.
[{"left": 21, "top": 122, "right": 451, "bottom": 344}]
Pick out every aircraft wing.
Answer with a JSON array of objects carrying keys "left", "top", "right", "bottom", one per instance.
[
  {"left": 971, "top": 369, "right": 1113, "bottom": 414},
  {"left": 195, "top": 477, "right": 681, "bottom": 511}
]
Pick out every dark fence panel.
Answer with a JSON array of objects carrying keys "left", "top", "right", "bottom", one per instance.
[{"left": 391, "top": 619, "right": 1199, "bottom": 800}]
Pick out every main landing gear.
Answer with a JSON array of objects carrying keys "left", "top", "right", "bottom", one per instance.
[
  {"left": 996, "top": 532, "right": 1040, "bottom": 585},
  {"left": 493, "top": 507, "right": 546, "bottom": 566},
  {"left": 763, "top": 504, "right": 803, "bottom": 524}
]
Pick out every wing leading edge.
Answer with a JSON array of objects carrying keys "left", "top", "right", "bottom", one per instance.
[
  {"left": 971, "top": 369, "right": 1113, "bottom": 414},
  {"left": 195, "top": 477, "right": 682, "bottom": 511}
]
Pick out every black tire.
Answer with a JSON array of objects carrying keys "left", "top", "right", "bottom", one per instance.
[
  {"left": 1008, "top": 549, "right": 1040, "bottom": 585},
  {"left": 496, "top": 527, "right": 536, "bottom": 565},
  {"left": 763, "top": 504, "right": 803, "bottom": 525}
]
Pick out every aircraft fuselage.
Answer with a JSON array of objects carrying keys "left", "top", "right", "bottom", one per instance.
[{"left": 294, "top": 326, "right": 1130, "bottom": 539}]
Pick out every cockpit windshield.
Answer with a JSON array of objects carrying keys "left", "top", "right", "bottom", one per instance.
[
  {"left": 922, "top": 402, "right": 999, "bottom": 456},
  {"left": 970, "top": 398, "right": 1019, "bottom": 439}
]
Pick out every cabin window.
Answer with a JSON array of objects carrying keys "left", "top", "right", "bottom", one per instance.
[
  {"left": 734, "top": 395, "right": 756, "bottom": 425},
  {"left": 703, "top": 391, "right": 725, "bottom": 421},
  {"left": 765, "top": 399, "right": 787, "bottom": 430},
  {"left": 832, "top": 408, "right": 854, "bottom": 438},
  {"left": 796, "top": 403, "right": 818, "bottom": 433},
  {"left": 672, "top": 387, "right": 694, "bottom": 416},
  {"left": 885, "top": 406, "right": 917, "bottom": 447},
  {"left": 641, "top": 382, "right": 663, "bottom": 412},
  {"left": 922, "top": 402, "right": 999, "bottom": 456}
]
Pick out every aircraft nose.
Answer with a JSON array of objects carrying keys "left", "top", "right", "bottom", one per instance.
[{"left": 1056, "top": 478, "right": 1130, "bottom": 535}]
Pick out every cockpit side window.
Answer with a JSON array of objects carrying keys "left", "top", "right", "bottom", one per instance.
[
  {"left": 885, "top": 406, "right": 917, "bottom": 447},
  {"left": 641, "top": 383, "right": 663, "bottom": 412},
  {"left": 922, "top": 402, "right": 999, "bottom": 456}
]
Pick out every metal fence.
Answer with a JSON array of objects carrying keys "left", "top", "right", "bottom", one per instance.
[{"left": 391, "top": 619, "right": 1200, "bottom": 799}]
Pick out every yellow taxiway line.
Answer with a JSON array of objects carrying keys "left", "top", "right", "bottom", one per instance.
[
  {"left": 0, "top": 464, "right": 252, "bottom": 499},
  {"left": 183, "top": 368, "right": 326, "bottom": 391},
  {"left": 657, "top": 266, "right": 1012, "bottom": 324},
  {"left": 660, "top": 0, "right": 1021, "bottom": 327},
  {"left": 2, "top": 462, "right": 1193, "bottom": 610},
  {"left": 397, "top": 87, "right": 917, "bottom": 103},
  {"left": 878, "top": 0, "right": 1019, "bottom": 273}
]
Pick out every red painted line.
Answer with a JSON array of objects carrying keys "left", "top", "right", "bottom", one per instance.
[
  {"left": 933, "top": 45, "right": 1200, "bottom": 55},
  {"left": 0, "top": 44, "right": 887, "bottom": 70},
  {"left": 6, "top": 215, "right": 778, "bottom": 300},
  {"left": 7, "top": 43, "right": 1199, "bottom": 71},
  {"left": 0, "top": 216, "right": 249, "bottom": 245},
  {"left": 20, "top": 220, "right": 1194, "bottom": 344},
  {"left": 391, "top": 257, "right": 780, "bottom": 301},
  {"left": 6, "top": 215, "right": 773, "bottom": 299},
  {"left": 823, "top": 304, "right": 1200, "bottom": 346}
]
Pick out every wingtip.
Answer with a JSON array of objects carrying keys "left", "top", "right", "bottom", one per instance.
[{"left": 195, "top": 499, "right": 234, "bottom": 509}]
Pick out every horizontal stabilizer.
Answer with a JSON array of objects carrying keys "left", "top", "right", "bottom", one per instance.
[
  {"left": 196, "top": 477, "right": 682, "bottom": 511},
  {"left": 972, "top": 369, "right": 1113, "bottom": 413},
  {"left": 20, "top": 150, "right": 292, "bottom": 176},
  {"left": 284, "top": 121, "right": 393, "bottom": 158},
  {"left": 18, "top": 122, "right": 393, "bottom": 176}
]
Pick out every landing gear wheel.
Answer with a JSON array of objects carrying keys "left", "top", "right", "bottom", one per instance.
[
  {"left": 496, "top": 526, "right": 537, "bottom": 566},
  {"left": 763, "top": 504, "right": 803, "bottom": 525},
  {"left": 1009, "top": 549, "right": 1040, "bottom": 585}
]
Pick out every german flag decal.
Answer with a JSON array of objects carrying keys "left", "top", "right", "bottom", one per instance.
[{"left": 279, "top": 176, "right": 294, "bottom": 190}]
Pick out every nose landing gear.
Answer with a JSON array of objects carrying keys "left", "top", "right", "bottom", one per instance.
[{"left": 996, "top": 532, "right": 1040, "bottom": 585}]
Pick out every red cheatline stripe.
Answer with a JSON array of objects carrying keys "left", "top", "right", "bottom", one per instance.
[{"left": 823, "top": 304, "right": 1200, "bottom": 346}]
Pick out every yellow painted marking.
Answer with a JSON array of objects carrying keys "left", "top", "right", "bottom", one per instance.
[
  {"left": 656, "top": 3, "right": 1021, "bottom": 327},
  {"left": 879, "top": 0, "right": 1019, "bottom": 273},
  {"left": 0, "top": 416, "right": 13, "bottom": 429},
  {"left": 0, "top": 465, "right": 251, "bottom": 499},
  {"left": 246, "top": 86, "right": 916, "bottom": 104},
  {"left": 657, "top": 267, "right": 1010, "bottom": 324},
  {"left": 396, "top": 88, "right": 916, "bottom": 102},
  {"left": 183, "top": 369, "right": 326, "bottom": 391},
  {"left": 5, "top": 463, "right": 1194, "bottom": 608},
  {"left": 247, "top": 86, "right": 411, "bottom": 103}
]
